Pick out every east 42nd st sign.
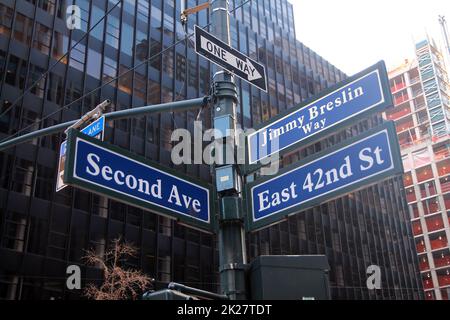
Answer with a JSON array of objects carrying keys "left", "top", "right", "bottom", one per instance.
[{"left": 246, "top": 121, "right": 403, "bottom": 232}]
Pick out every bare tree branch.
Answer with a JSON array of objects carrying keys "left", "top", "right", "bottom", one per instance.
[{"left": 83, "top": 237, "right": 153, "bottom": 300}]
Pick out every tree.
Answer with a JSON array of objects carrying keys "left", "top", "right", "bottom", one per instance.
[{"left": 83, "top": 237, "right": 153, "bottom": 300}]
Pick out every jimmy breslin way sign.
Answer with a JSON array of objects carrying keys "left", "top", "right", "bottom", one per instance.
[
  {"left": 195, "top": 25, "right": 267, "bottom": 92},
  {"left": 246, "top": 121, "right": 403, "bottom": 232},
  {"left": 246, "top": 61, "right": 392, "bottom": 168},
  {"left": 63, "top": 129, "right": 215, "bottom": 233}
]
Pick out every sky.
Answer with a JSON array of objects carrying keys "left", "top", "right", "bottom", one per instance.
[{"left": 291, "top": 0, "right": 450, "bottom": 75}]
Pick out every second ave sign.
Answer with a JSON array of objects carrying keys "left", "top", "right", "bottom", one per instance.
[
  {"left": 63, "top": 129, "right": 215, "bottom": 232},
  {"left": 195, "top": 25, "right": 267, "bottom": 92}
]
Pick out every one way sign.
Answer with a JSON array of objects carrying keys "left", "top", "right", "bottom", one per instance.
[{"left": 195, "top": 25, "right": 267, "bottom": 92}]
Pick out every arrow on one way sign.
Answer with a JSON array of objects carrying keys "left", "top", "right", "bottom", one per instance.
[{"left": 195, "top": 25, "right": 267, "bottom": 92}]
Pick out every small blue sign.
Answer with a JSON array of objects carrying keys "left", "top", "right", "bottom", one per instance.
[
  {"left": 56, "top": 116, "right": 105, "bottom": 192},
  {"left": 65, "top": 132, "right": 212, "bottom": 231},
  {"left": 247, "top": 122, "right": 402, "bottom": 231},
  {"left": 81, "top": 115, "right": 105, "bottom": 138},
  {"left": 247, "top": 61, "right": 391, "bottom": 165},
  {"left": 60, "top": 140, "right": 67, "bottom": 157}
]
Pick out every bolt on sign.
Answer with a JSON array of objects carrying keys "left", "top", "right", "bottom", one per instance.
[
  {"left": 245, "top": 121, "right": 403, "bottom": 232},
  {"left": 63, "top": 129, "right": 215, "bottom": 233}
]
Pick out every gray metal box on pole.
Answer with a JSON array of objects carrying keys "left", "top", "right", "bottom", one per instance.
[{"left": 248, "top": 255, "right": 331, "bottom": 300}]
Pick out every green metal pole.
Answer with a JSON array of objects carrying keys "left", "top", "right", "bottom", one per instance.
[
  {"left": 0, "top": 97, "right": 208, "bottom": 152},
  {"left": 211, "top": 0, "right": 247, "bottom": 300}
]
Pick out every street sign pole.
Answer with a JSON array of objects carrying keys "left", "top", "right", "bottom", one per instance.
[{"left": 211, "top": 0, "right": 247, "bottom": 300}]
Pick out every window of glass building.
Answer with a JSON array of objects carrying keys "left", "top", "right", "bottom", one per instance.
[
  {"left": 13, "top": 13, "right": 32, "bottom": 46},
  {"left": 150, "top": 38, "right": 162, "bottom": 71},
  {"left": 433, "top": 249, "right": 450, "bottom": 268},
  {"left": 52, "top": 32, "right": 68, "bottom": 62},
  {"left": 412, "top": 148, "right": 431, "bottom": 168},
  {"left": 432, "top": 121, "right": 447, "bottom": 137},
  {"left": 75, "top": 0, "right": 89, "bottom": 32},
  {"left": 69, "top": 41, "right": 86, "bottom": 72},
  {"left": 436, "top": 268, "right": 450, "bottom": 288},
  {"left": 422, "top": 272, "right": 433, "bottom": 290},
  {"left": 106, "top": 15, "right": 120, "bottom": 49},
  {"left": 1, "top": 211, "right": 27, "bottom": 252},
  {"left": 440, "top": 176, "right": 450, "bottom": 194},
  {"left": 421, "top": 64, "right": 434, "bottom": 81},
  {"left": 429, "top": 231, "right": 448, "bottom": 251},
  {"left": 404, "top": 171, "right": 413, "bottom": 187},
  {"left": 405, "top": 187, "right": 416, "bottom": 203},
  {"left": 5, "top": 55, "right": 26, "bottom": 88},
  {"left": 162, "top": 49, "right": 174, "bottom": 79},
  {"left": 419, "top": 254, "right": 429, "bottom": 271},
  {"left": 137, "top": 0, "right": 149, "bottom": 22},
  {"left": 37, "top": 0, "right": 56, "bottom": 15},
  {"left": 135, "top": 29, "right": 148, "bottom": 61},
  {"left": 134, "top": 69, "right": 147, "bottom": 101},
  {"left": 433, "top": 142, "right": 450, "bottom": 161},
  {"left": 412, "top": 220, "right": 422, "bottom": 236},
  {"left": 103, "top": 56, "right": 117, "bottom": 85},
  {"left": 118, "top": 65, "right": 132, "bottom": 95},
  {"left": 90, "top": 5, "right": 105, "bottom": 41},
  {"left": 425, "top": 290, "right": 435, "bottom": 300},
  {"left": 28, "top": 64, "right": 46, "bottom": 98},
  {"left": 416, "top": 165, "right": 433, "bottom": 182},
  {"left": 429, "top": 107, "right": 444, "bottom": 123},
  {"left": 423, "top": 78, "right": 438, "bottom": 95},
  {"left": 33, "top": 23, "right": 51, "bottom": 55},
  {"left": 437, "top": 159, "right": 450, "bottom": 177},
  {"left": 422, "top": 196, "right": 441, "bottom": 216},
  {"left": 0, "top": 4, "right": 13, "bottom": 37},
  {"left": 124, "top": 0, "right": 136, "bottom": 15},
  {"left": 443, "top": 193, "right": 450, "bottom": 211},
  {"left": 415, "top": 237, "right": 426, "bottom": 254},
  {"left": 86, "top": 49, "right": 102, "bottom": 79},
  {"left": 419, "top": 180, "right": 437, "bottom": 199},
  {"left": 426, "top": 214, "right": 444, "bottom": 233},
  {"left": 121, "top": 22, "right": 134, "bottom": 56},
  {"left": 416, "top": 110, "right": 429, "bottom": 124},
  {"left": 427, "top": 92, "right": 441, "bottom": 109}
]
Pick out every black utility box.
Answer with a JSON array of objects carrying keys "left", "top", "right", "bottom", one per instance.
[{"left": 249, "top": 255, "right": 331, "bottom": 300}]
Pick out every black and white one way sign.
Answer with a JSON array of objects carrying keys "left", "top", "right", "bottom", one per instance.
[{"left": 195, "top": 25, "right": 267, "bottom": 92}]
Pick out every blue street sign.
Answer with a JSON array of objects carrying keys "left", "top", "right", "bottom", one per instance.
[
  {"left": 246, "top": 122, "right": 403, "bottom": 232},
  {"left": 64, "top": 129, "right": 214, "bottom": 232},
  {"left": 246, "top": 61, "right": 392, "bottom": 167},
  {"left": 56, "top": 116, "right": 105, "bottom": 192},
  {"left": 80, "top": 115, "right": 105, "bottom": 138}
]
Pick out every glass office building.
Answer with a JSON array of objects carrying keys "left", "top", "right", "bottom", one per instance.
[{"left": 0, "top": 0, "right": 422, "bottom": 299}]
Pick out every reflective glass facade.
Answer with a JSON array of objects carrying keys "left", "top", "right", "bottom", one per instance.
[{"left": 0, "top": 0, "right": 422, "bottom": 299}]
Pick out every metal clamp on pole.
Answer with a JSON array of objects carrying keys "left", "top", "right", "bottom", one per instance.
[
  {"left": 168, "top": 282, "right": 229, "bottom": 300},
  {"left": 64, "top": 99, "right": 111, "bottom": 135}
]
